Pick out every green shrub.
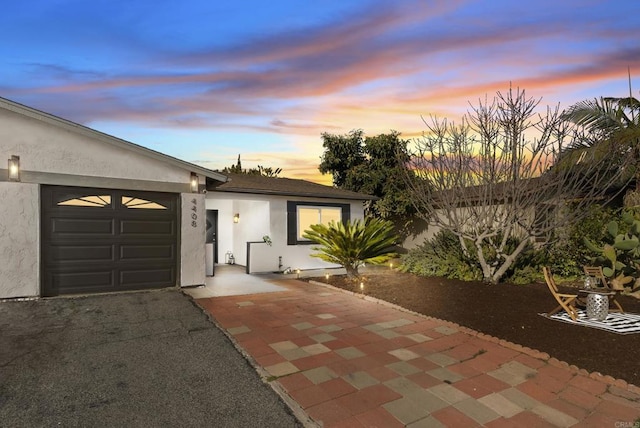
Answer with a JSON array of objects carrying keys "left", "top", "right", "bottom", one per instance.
[
  {"left": 583, "top": 208, "right": 640, "bottom": 289},
  {"left": 303, "top": 218, "right": 398, "bottom": 278},
  {"left": 506, "top": 265, "right": 543, "bottom": 285},
  {"left": 402, "top": 205, "right": 616, "bottom": 284},
  {"left": 502, "top": 204, "right": 616, "bottom": 283},
  {"left": 500, "top": 240, "right": 547, "bottom": 284},
  {"left": 402, "top": 230, "right": 549, "bottom": 284},
  {"left": 400, "top": 230, "right": 482, "bottom": 281},
  {"left": 546, "top": 204, "right": 617, "bottom": 277}
]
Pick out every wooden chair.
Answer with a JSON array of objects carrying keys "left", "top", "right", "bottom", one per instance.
[
  {"left": 543, "top": 267, "right": 580, "bottom": 321},
  {"left": 582, "top": 266, "right": 625, "bottom": 312}
]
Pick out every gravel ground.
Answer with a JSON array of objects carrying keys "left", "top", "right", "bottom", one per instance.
[{"left": 0, "top": 290, "right": 301, "bottom": 428}]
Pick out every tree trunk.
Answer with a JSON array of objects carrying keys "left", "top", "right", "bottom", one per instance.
[
  {"left": 345, "top": 264, "right": 359, "bottom": 279},
  {"left": 474, "top": 241, "right": 493, "bottom": 282},
  {"left": 475, "top": 236, "right": 532, "bottom": 284},
  {"left": 490, "top": 239, "right": 531, "bottom": 283}
]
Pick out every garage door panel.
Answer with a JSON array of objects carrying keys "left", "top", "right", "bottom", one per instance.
[
  {"left": 52, "top": 270, "right": 115, "bottom": 291},
  {"left": 120, "top": 244, "right": 175, "bottom": 260},
  {"left": 51, "top": 218, "right": 115, "bottom": 235},
  {"left": 120, "top": 268, "right": 175, "bottom": 287},
  {"left": 50, "top": 244, "right": 114, "bottom": 263},
  {"left": 120, "top": 219, "right": 175, "bottom": 235},
  {"left": 42, "top": 186, "right": 178, "bottom": 296}
]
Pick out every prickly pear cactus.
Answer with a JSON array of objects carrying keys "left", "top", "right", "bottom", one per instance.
[
  {"left": 583, "top": 210, "right": 640, "bottom": 290},
  {"left": 623, "top": 189, "right": 640, "bottom": 208}
]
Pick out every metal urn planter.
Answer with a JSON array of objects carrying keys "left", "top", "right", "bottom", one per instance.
[{"left": 586, "top": 293, "right": 609, "bottom": 321}]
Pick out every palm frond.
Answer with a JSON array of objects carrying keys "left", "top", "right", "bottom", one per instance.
[
  {"left": 302, "top": 218, "right": 398, "bottom": 277},
  {"left": 562, "top": 97, "right": 623, "bottom": 133}
]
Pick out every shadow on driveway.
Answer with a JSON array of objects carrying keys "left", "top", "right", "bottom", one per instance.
[{"left": 0, "top": 289, "right": 301, "bottom": 427}]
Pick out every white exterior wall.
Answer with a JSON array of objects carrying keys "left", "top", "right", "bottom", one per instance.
[
  {"left": 247, "top": 242, "right": 279, "bottom": 273},
  {"left": 0, "top": 109, "right": 191, "bottom": 183},
  {"left": 233, "top": 199, "right": 270, "bottom": 265},
  {"left": 206, "top": 195, "right": 270, "bottom": 265},
  {"left": 404, "top": 223, "right": 439, "bottom": 250},
  {"left": 0, "top": 106, "right": 212, "bottom": 297},
  {"left": 207, "top": 198, "right": 234, "bottom": 262},
  {"left": 180, "top": 193, "right": 206, "bottom": 286},
  {"left": 0, "top": 182, "right": 39, "bottom": 298},
  {"left": 207, "top": 192, "right": 365, "bottom": 272},
  {"left": 402, "top": 204, "right": 537, "bottom": 250}
]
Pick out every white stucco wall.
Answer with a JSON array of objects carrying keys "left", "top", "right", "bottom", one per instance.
[
  {"left": 0, "top": 182, "right": 39, "bottom": 298},
  {"left": 232, "top": 199, "right": 270, "bottom": 265},
  {"left": 207, "top": 192, "right": 366, "bottom": 272},
  {"left": 0, "top": 104, "right": 217, "bottom": 298},
  {"left": 402, "top": 204, "right": 537, "bottom": 250},
  {"left": 0, "top": 108, "right": 191, "bottom": 183},
  {"left": 206, "top": 195, "right": 270, "bottom": 266},
  {"left": 247, "top": 242, "right": 279, "bottom": 273},
  {"left": 206, "top": 198, "right": 233, "bottom": 263},
  {"left": 180, "top": 193, "right": 206, "bottom": 287}
]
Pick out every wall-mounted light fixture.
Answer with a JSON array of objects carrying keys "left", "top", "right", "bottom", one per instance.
[
  {"left": 233, "top": 213, "right": 240, "bottom": 223},
  {"left": 8, "top": 155, "right": 20, "bottom": 182},
  {"left": 190, "top": 172, "right": 199, "bottom": 193}
]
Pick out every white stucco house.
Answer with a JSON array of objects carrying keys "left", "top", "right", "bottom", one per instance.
[
  {"left": 0, "top": 97, "right": 373, "bottom": 299},
  {"left": 208, "top": 173, "right": 374, "bottom": 274}
]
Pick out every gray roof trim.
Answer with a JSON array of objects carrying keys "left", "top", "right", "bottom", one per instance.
[
  {"left": 211, "top": 173, "right": 376, "bottom": 201},
  {"left": 8, "top": 169, "right": 196, "bottom": 193},
  {"left": 0, "top": 96, "right": 228, "bottom": 183},
  {"left": 214, "top": 186, "right": 377, "bottom": 200}
]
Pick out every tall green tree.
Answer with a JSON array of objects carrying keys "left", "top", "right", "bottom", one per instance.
[
  {"left": 219, "top": 154, "right": 282, "bottom": 177},
  {"left": 318, "top": 130, "right": 419, "bottom": 238},
  {"left": 224, "top": 154, "right": 244, "bottom": 174},
  {"left": 318, "top": 130, "right": 366, "bottom": 187}
]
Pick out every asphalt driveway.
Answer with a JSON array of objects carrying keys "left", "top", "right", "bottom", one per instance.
[{"left": 0, "top": 290, "right": 301, "bottom": 427}]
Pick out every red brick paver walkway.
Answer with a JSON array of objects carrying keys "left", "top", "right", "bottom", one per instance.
[{"left": 195, "top": 280, "right": 640, "bottom": 427}]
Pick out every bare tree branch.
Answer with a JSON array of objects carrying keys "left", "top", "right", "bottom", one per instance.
[{"left": 403, "top": 87, "right": 632, "bottom": 283}]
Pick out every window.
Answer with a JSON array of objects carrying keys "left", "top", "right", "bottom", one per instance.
[
  {"left": 58, "top": 195, "right": 111, "bottom": 207},
  {"left": 297, "top": 206, "right": 342, "bottom": 239},
  {"left": 287, "top": 201, "right": 350, "bottom": 245},
  {"left": 56, "top": 193, "right": 168, "bottom": 210},
  {"left": 121, "top": 196, "right": 167, "bottom": 210}
]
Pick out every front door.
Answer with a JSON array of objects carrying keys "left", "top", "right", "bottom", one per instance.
[{"left": 206, "top": 210, "right": 218, "bottom": 274}]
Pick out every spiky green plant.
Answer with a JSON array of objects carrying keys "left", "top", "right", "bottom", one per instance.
[
  {"left": 584, "top": 209, "right": 640, "bottom": 290},
  {"left": 303, "top": 218, "right": 398, "bottom": 278}
]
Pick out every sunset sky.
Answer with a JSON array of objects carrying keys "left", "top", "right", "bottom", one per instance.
[{"left": 1, "top": 0, "right": 639, "bottom": 184}]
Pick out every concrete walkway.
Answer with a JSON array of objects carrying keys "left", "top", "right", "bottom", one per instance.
[
  {"left": 186, "top": 264, "right": 288, "bottom": 298},
  {"left": 196, "top": 279, "right": 640, "bottom": 427}
]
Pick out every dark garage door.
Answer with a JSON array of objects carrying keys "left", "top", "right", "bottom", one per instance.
[{"left": 41, "top": 186, "right": 178, "bottom": 296}]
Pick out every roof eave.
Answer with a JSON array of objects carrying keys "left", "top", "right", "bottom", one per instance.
[{"left": 211, "top": 187, "right": 377, "bottom": 201}]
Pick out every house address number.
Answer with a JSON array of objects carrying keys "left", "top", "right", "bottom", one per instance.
[{"left": 190, "top": 198, "right": 198, "bottom": 227}]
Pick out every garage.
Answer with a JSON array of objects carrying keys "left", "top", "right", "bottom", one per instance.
[
  {"left": 41, "top": 185, "right": 178, "bottom": 296},
  {"left": 1, "top": 97, "right": 228, "bottom": 299}
]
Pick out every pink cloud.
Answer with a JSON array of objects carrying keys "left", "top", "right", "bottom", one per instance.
[{"left": 5, "top": 0, "right": 638, "bottom": 182}]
